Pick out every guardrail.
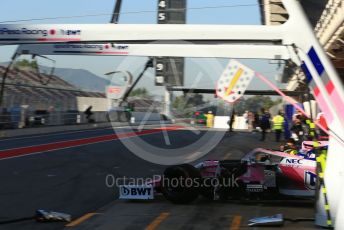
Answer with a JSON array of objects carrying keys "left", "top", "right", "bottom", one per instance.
[
  {"left": 0, "top": 108, "right": 191, "bottom": 130},
  {"left": 0, "top": 111, "right": 109, "bottom": 129}
]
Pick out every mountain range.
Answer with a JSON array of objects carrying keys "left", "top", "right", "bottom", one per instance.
[
  {"left": 52, "top": 67, "right": 110, "bottom": 93},
  {"left": 1, "top": 62, "right": 110, "bottom": 92}
]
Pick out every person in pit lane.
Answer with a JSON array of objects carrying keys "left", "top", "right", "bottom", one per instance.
[
  {"left": 279, "top": 138, "right": 316, "bottom": 160},
  {"left": 280, "top": 138, "right": 298, "bottom": 155}
]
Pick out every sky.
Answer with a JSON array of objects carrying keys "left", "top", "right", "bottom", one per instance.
[{"left": 0, "top": 0, "right": 285, "bottom": 97}]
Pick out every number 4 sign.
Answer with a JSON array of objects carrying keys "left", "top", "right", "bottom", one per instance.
[{"left": 216, "top": 59, "right": 254, "bottom": 103}]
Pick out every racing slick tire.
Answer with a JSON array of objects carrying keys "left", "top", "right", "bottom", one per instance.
[{"left": 162, "top": 164, "right": 201, "bottom": 204}]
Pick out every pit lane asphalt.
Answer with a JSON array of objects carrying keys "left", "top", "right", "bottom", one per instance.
[{"left": 0, "top": 127, "right": 316, "bottom": 230}]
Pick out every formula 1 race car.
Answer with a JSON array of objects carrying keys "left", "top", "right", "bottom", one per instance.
[{"left": 119, "top": 142, "right": 327, "bottom": 204}]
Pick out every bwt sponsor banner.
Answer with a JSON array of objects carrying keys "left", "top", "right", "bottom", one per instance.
[
  {"left": 17, "top": 44, "right": 130, "bottom": 56},
  {"left": 119, "top": 185, "right": 154, "bottom": 200}
]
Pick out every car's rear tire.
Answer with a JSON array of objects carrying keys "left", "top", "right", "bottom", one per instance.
[{"left": 162, "top": 164, "right": 201, "bottom": 204}]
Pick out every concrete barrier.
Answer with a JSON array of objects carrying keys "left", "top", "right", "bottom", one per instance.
[
  {"left": 0, "top": 114, "right": 174, "bottom": 139},
  {"left": 213, "top": 116, "right": 230, "bottom": 129},
  {"left": 130, "top": 112, "right": 171, "bottom": 125}
]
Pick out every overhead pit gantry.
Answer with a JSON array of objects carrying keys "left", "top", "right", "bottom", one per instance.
[{"left": 0, "top": 0, "right": 343, "bottom": 227}]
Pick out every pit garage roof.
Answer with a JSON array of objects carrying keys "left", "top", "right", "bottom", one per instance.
[
  {"left": 258, "top": 0, "right": 328, "bottom": 26},
  {"left": 259, "top": 0, "right": 344, "bottom": 89}
]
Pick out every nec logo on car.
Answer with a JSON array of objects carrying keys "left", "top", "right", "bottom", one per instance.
[
  {"left": 285, "top": 159, "right": 302, "bottom": 164},
  {"left": 119, "top": 185, "right": 154, "bottom": 200}
]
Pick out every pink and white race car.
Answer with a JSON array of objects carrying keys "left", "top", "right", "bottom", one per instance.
[{"left": 119, "top": 143, "right": 326, "bottom": 204}]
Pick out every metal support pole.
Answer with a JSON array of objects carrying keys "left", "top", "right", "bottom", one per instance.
[
  {"left": 164, "top": 88, "right": 171, "bottom": 118},
  {"left": 110, "top": 0, "right": 123, "bottom": 24},
  {"left": 0, "top": 53, "right": 17, "bottom": 108},
  {"left": 121, "top": 58, "right": 153, "bottom": 105}
]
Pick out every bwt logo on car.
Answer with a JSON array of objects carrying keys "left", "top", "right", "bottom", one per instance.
[
  {"left": 0, "top": 28, "right": 48, "bottom": 36},
  {"left": 121, "top": 186, "right": 152, "bottom": 196}
]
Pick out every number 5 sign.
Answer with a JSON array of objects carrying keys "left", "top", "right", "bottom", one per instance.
[
  {"left": 216, "top": 59, "right": 254, "bottom": 103},
  {"left": 158, "top": 0, "right": 167, "bottom": 23}
]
